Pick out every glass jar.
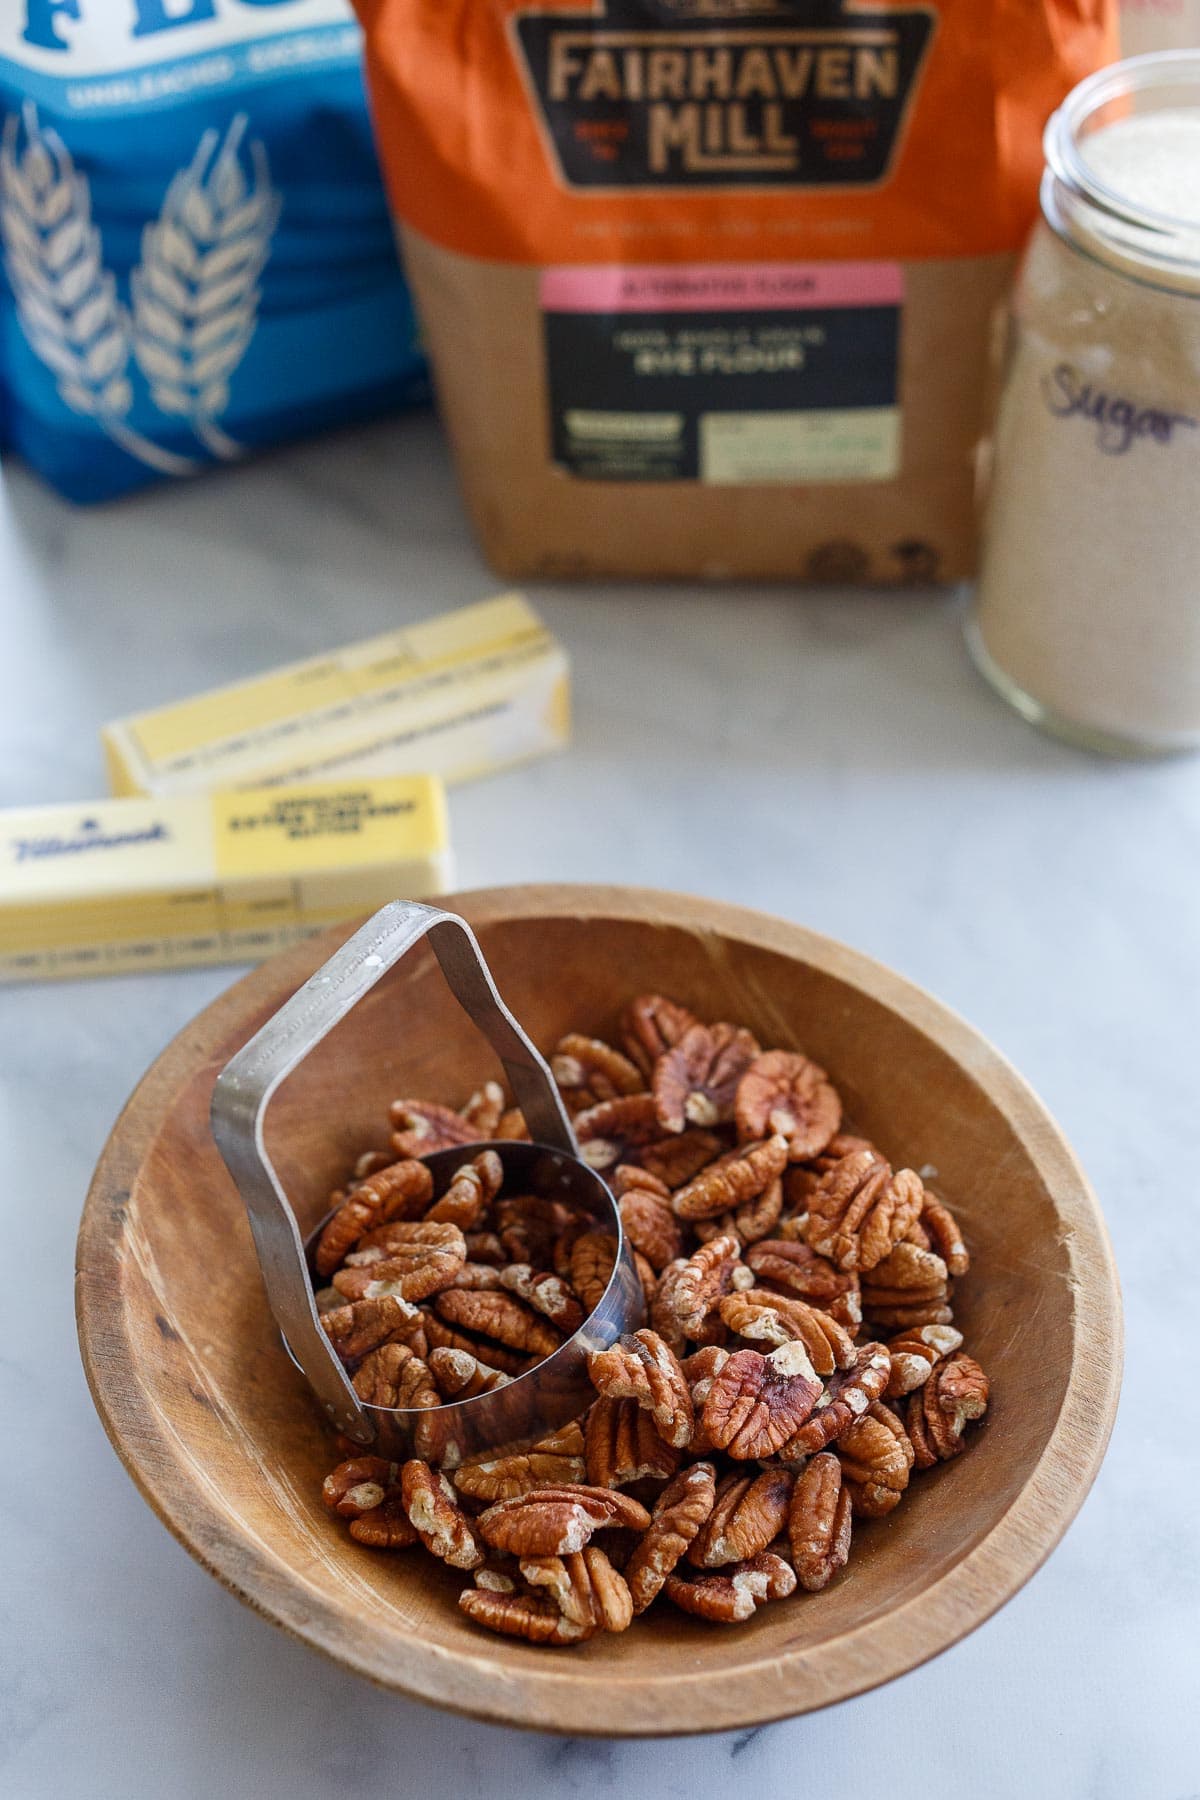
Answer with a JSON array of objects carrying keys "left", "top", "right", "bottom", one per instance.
[{"left": 968, "top": 53, "right": 1200, "bottom": 755}]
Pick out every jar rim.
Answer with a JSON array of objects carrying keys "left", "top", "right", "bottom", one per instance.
[{"left": 1044, "top": 51, "right": 1200, "bottom": 278}]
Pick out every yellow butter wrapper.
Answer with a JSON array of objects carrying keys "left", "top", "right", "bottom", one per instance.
[
  {"left": 101, "top": 592, "right": 570, "bottom": 797},
  {"left": 0, "top": 776, "right": 451, "bottom": 984}
]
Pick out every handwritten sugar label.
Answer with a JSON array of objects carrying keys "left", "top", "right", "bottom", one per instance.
[{"left": 1041, "top": 363, "right": 1199, "bottom": 455}]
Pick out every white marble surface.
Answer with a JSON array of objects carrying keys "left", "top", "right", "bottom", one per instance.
[{"left": 1, "top": 412, "right": 1197, "bottom": 1799}]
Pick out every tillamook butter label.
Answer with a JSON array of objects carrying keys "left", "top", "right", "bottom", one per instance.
[
  {"left": 102, "top": 592, "right": 570, "bottom": 797},
  {"left": 0, "top": 776, "right": 451, "bottom": 982}
]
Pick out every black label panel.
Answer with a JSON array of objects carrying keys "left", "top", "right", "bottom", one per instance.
[{"left": 542, "top": 261, "right": 902, "bottom": 483}]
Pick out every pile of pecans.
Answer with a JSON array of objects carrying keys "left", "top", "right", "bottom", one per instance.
[{"left": 317, "top": 994, "right": 990, "bottom": 1645}]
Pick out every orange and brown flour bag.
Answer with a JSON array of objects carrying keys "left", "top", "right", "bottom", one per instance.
[{"left": 356, "top": 0, "right": 1115, "bottom": 584}]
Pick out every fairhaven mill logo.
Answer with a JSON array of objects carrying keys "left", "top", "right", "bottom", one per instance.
[{"left": 512, "top": 0, "right": 936, "bottom": 188}]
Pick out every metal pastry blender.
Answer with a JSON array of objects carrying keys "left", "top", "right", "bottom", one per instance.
[{"left": 210, "top": 900, "right": 644, "bottom": 1462}]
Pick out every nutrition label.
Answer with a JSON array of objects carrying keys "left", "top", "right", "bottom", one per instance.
[{"left": 541, "top": 261, "right": 903, "bottom": 484}]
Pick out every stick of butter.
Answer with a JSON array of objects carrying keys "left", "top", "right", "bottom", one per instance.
[
  {"left": 101, "top": 592, "right": 569, "bottom": 797},
  {"left": 0, "top": 776, "right": 451, "bottom": 984}
]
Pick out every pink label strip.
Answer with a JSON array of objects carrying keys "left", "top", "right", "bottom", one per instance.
[{"left": 540, "top": 262, "right": 905, "bottom": 314}]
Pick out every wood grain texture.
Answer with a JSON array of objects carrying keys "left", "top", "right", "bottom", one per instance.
[{"left": 76, "top": 885, "right": 1122, "bottom": 1736}]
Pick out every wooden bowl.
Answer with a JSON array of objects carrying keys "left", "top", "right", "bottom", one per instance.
[{"left": 77, "top": 886, "right": 1121, "bottom": 1735}]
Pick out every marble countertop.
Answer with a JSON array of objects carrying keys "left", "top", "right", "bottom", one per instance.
[{"left": 1, "top": 412, "right": 1196, "bottom": 1799}]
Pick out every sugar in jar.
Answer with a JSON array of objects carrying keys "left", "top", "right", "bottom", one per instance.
[{"left": 968, "top": 53, "right": 1200, "bottom": 754}]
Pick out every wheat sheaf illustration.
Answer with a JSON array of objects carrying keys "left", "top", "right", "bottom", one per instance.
[
  {"left": 132, "top": 114, "right": 280, "bottom": 460},
  {"left": 1, "top": 102, "right": 281, "bottom": 474},
  {"left": 0, "top": 101, "right": 197, "bottom": 475}
]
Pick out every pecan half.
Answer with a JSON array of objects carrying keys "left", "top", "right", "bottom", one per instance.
[
  {"left": 786, "top": 1133, "right": 882, "bottom": 1207},
  {"left": 497, "top": 1106, "right": 529, "bottom": 1141},
  {"left": 421, "top": 1311, "right": 530, "bottom": 1376},
  {"left": 445, "top": 1261, "right": 505, "bottom": 1290},
  {"left": 588, "top": 1328, "right": 695, "bottom": 1448},
  {"left": 458, "top": 1588, "right": 587, "bottom": 1646},
  {"left": 864, "top": 1298, "right": 955, "bottom": 1330},
  {"left": 453, "top": 1421, "right": 587, "bottom": 1504},
  {"left": 322, "top": 1456, "right": 398, "bottom": 1519},
  {"left": 320, "top": 1294, "right": 428, "bottom": 1368},
  {"left": 682, "top": 1345, "right": 729, "bottom": 1453},
  {"left": 433, "top": 1288, "right": 562, "bottom": 1360},
  {"left": 673, "top": 1136, "right": 789, "bottom": 1222},
  {"left": 884, "top": 1324, "right": 964, "bottom": 1397},
  {"left": 718, "top": 1289, "right": 857, "bottom": 1375},
  {"left": 495, "top": 1193, "right": 565, "bottom": 1268},
  {"left": 907, "top": 1354, "right": 989, "bottom": 1467},
  {"left": 520, "top": 1551, "right": 606, "bottom": 1637},
  {"left": 653, "top": 1021, "right": 761, "bottom": 1132},
  {"left": 521, "top": 1545, "right": 634, "bottom": 1635},
  {"left": 788, "top": 1452, "right": 852, "bottom": 1591},
  {"left": 622, "top": 1462, "right": 716, "bottom": 1614},
  {"left": 569, "top": 1229, "right": 619, "bottom": 1315},
  {"left": 861, "top": 1240, "right": 949, "bottom": 1307},
  {"left": 911, "top": 1191, "right": 969, "bottom": 1277},
  {"left": 551, "top": 1033, "right": 645, "bottom": 1114},
  {"left": 352, "top": 1149, "right": 396, "bottom": 1182},
  {"left": 400, "top": 1459, "right": 485, "bottom": 1569},
  {"left": 580, "top": 1544, "right": 635, "bottom": 1633},
  {"left": 464, "top": 1230, "right": 506, "bottom": 1266},
  {"left": 772, "top": 1212, "right": 810, "bottom": 1243},
  {"left": 426, "top": 1150, "right": 504, "bottom": 1229},
  {"left": 619, "top": 1185, "right": 683, "bottom": 1270},
  {"left": 837, "top": 1402, "right": 913, "bottom": 1515},
  {"left": 734, "top": 1050, "right": 842, "bottom": 1161},
  {"left": 332, "top": 1220, "right": 466, "bottom": 1303},
  {"left": 427, "top": 1346, "right": 512, "bottom": 1401},
  {"left": 349, "top": 1496, "right": 421, "bottom": 1548},
  {"left": 744, "top": 1238, "right": 862, "bottom": 1326},
  {"left": 781, "top": 1342, "right": 892, "bottom": 1456},
  {"left": 682, "top": 1344, "right": 729, "bottom": 1398},
  {"left": 460, "top": 1081, "right": 506, "bottom": 1139},
  {"left": 805, "top": 1153, "right": 924, "bottom": 1272},
  {"left": 550, "top": 1217, "right": 587, "bottom": 1284},
  {"left": 687, "top": 1467, "right": 793, "bottom": 1569},
  {"left": 499, "top": 1263, "right": 585, "bottom": 1335},
  {"left": 649, "top": 1260, "right": 691, "bottom": 1355},
  {"left": 613, "top": 1164, "right": 671, "bottom": 1200},
  {"left": 574, "top": 1094, "right": 663, "bottom": 1171},
  {"left": 700, "top": 1342, "right": 823, "bottom": 1460},
  {"left": 693, "top": 1177, "right": 783, "bottom": 1248},
  {"left": 663, "top": 1235, "right": 754, "bottom": 1338},
  {"left": 477, "top": 1485, "right": 651, "bottom": 1557},
  {"left": 665, "top": 1551, "right": 796, "bottom": 1623},
  {"left": 344, "top": 1217, "right": 444, "bottom": 1262},
  {"left": 313, "top": 1159, "right": 434, "bottom": 1275},
  {"left": 352, "top": 1341, "right": 439, "bottom": 1411},
  {"left": 637, "top": 1129, "right": 725, "bottom": 1191},
  {"left": 471, "top": 1566, "right": 517, "bottom": 1593},
  {"left": 620, "top": 993, "right": 700, "bottom": 1080},
  {"left": 389, "top": 1098, "right": 478, "bottom": 1158},
  {"left": 585, "top": 1395, "right": 681, "bottom": 1488}
]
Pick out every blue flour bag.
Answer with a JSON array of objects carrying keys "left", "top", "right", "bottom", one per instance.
[{"left": 0, "top": 1, "right": 427, "bottom": 501}]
